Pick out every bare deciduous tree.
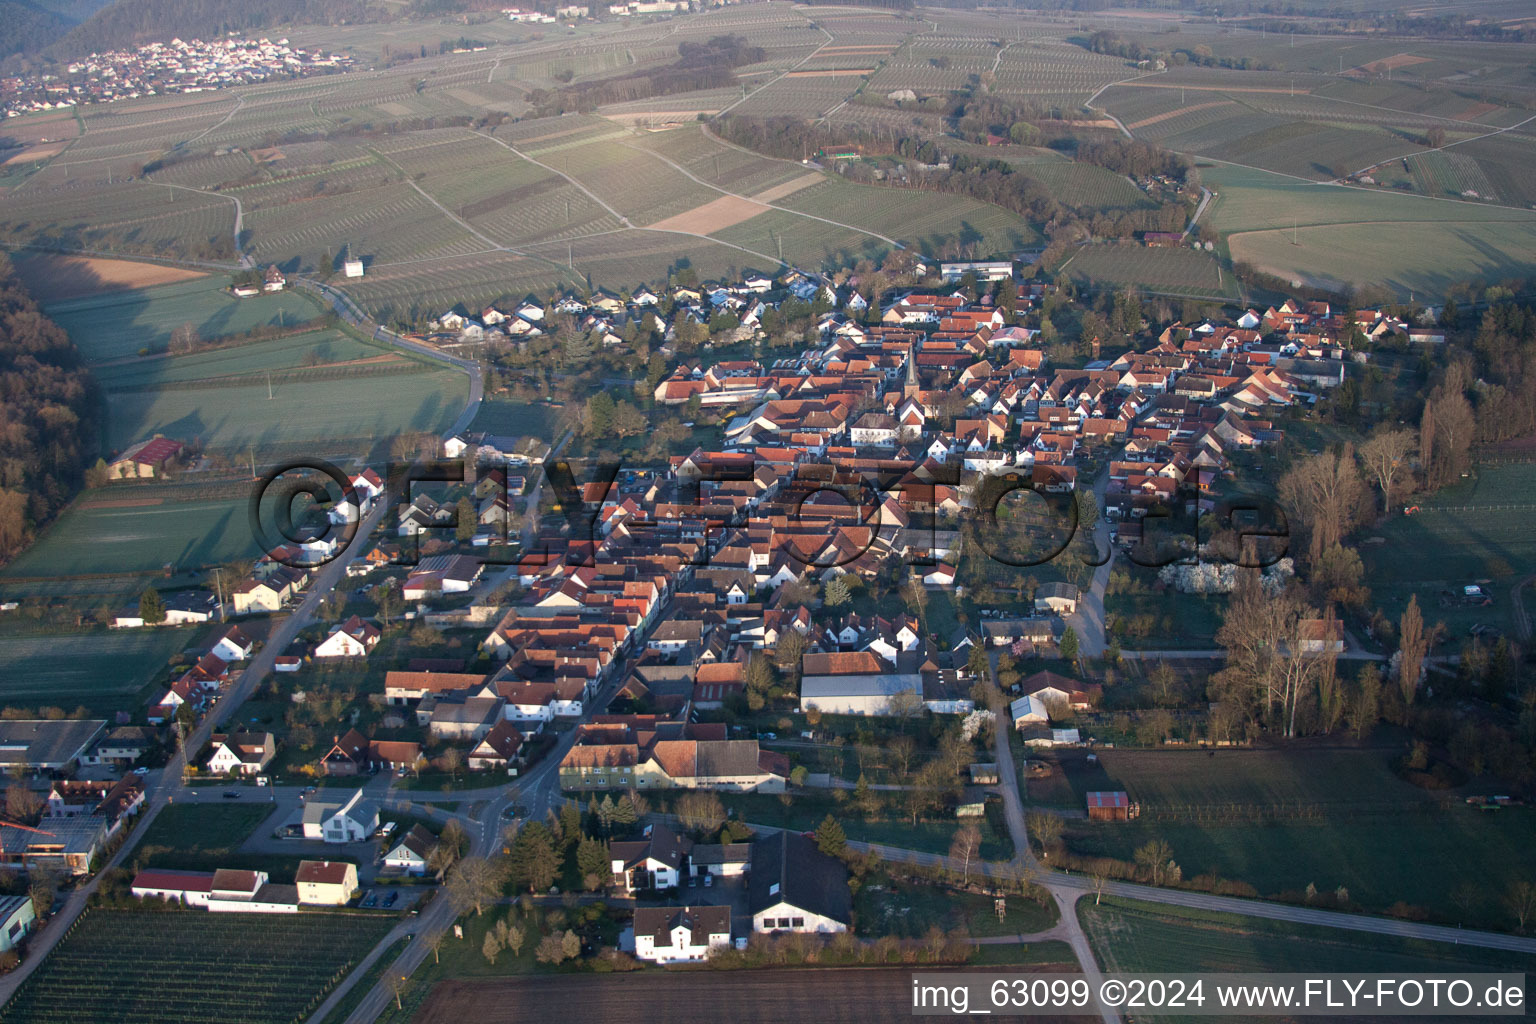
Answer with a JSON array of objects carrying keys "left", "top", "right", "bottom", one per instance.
[
  {"left": 1278, "top": 447, "right": 1367, "bottom": 564},
  {"left": 1026, "top": 812, "right": 1064, "bottom": 859},
  {"left": 1358, "top": 429, "right": 1415, "bottom": 512},
  {"left": 949, "top": 824, "right": 982, "bottom": 886}
]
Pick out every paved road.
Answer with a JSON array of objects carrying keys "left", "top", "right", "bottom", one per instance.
[{"left": 1063, "top": 464, "right": 1114, "bottom": 659}]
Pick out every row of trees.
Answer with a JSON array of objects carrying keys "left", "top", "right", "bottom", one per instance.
[
  {"left": 712, "top": 116, "right": 1192, "bottom": 244},
  {"left": 526, "top": 35, "right": 765, "bottom": 117}
]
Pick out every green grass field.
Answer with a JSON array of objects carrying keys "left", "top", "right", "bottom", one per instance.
[
  {"left": 1205, "top": 163, "right": 1536, "bottom": 296},
  {"left": 0, "top": 909, "right": 393, "bottom": 1024},
  {"left": 0, "top": 494, "right": 262, "bottom": 578},
  {"left": 104, "top": 359, "right": 466, "bottom": 456},
  {"left": 1355, "top": 462, "right": 1535, "bottom": 639},
  {"left": 469, "top": 398, "right": 564, "bottom": 439},
  {"left": 0, "top": 626, "right": 192, "bottom": 709},
  {"left": 44, "top": 279, "right": 327, "bottom": 361},
  {"left": 856, "top": 876, "right": 1059, "bottom": 939},
  {"left": 1084, "top": 896, "right": 1536, "bottom": 979},
  {"left": 135, "top": 802, "right": 271, "bottom": 853},
  {"left": 1057, "top": 745, "right": 1536, "bottom": 928}
]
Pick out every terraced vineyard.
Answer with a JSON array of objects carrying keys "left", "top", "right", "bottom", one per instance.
[{"left": 0, "top": 910, "right": 393, "bottom": 1024}]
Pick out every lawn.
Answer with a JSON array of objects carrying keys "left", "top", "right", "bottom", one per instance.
[
  {"left": 855, "top": 875, "right": 1059, "bottom": 939},
  {"left": 1356, "top": 462, "right": 1536, "bottom": 641},
  {"left": 0, "top": 909, "right": 393, "bottom": 1024},
  {"left": 0, "top": 626, "right": 193, "bottom": 710},
  {"left": 134, "top": 802, "right": 271, "bottom": 853},
  {"left": 706, "top": 790, "right": 1015, "bottom": 862},
  {"left": 1056, "top": 745, "right": 1536, "bottom": 929},
  {"left": 469, "top": 398, "right": 562, "bottom": 439},
  {"left": 1083, "top": 895, "right": 1536, "bottom": 977}
]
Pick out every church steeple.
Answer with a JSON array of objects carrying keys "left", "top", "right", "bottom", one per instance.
[{"left": 903, "top": 345, "right": 919, "bottom": 398}]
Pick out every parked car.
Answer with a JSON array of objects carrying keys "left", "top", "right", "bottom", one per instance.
[{"left": 383, "top": 891, "right": 398, "bottom": 907}]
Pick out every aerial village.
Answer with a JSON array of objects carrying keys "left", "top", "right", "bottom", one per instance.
[{"left": 0, "top": 254, "right": 1410, "bottom": 963}]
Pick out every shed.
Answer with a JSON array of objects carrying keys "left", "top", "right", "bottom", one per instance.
[{"left": 1085, "top": 791, "right": 1138, "bottom": 821}]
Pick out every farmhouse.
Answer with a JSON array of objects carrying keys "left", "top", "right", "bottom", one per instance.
[
  {"left": 320, "top": 729, "right": 422, "bottom": 775},
  {"left": 633, "top": 905, "right": 733, "bottom": 963},
  {"left": 108, "top": 435, "right": 183, "bottom": 480}
]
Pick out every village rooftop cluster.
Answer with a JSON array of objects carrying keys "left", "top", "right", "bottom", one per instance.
[{"left": 1, "top": 37, "right": 350, "bottom": 118}]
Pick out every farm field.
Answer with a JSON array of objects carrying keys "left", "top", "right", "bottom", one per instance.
[
  {"left": 1203, "top": 163, "right": 1536, "bottom": 295},
  {"left": 1058, "top": 243, "right": 1237, "bottom": 299},
  {"left": 43, "top": 278, "right": 328, "bottom": 361},
  {"left": 1057, "top": 745, "right": 1536, "bottom": 928},
  {"left": 775, "top": 177, "right": 1038, "bottom": 257},
  {"left": 401, "top": 967, "right": 1072, "bottom": 1024},
  {"left": 0, "top": 910, "right": 393, "bottom": 1024},
  {"left": 103, "top": 354, "right": 466, "bottom": 457},
  {"left": 0, "top": 627, "right": 191, "bottom": 710},
  {"left": 1356, "top": 462, "right": 1536, "bottom": 638},
  {"left": 1084, "top": 896, "right": 1536, "bottom": 979},
  {"left": 0, "top": 492, "right": 261, "bottom": 579},
  {"left": 8, "top": 253, "right": 207, "bottom": 303}
]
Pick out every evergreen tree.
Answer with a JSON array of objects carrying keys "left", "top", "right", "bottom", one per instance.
[
  {"left": 1059, "top": 625, "right": 1080, "bottom": 662},
  {"left": 813, "top": 814, "right": 847, "bottom": 858},
  {"left": 138, "top": 587, "right": 166, "bottom": 625}
]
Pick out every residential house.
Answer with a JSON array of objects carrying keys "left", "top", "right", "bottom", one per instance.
[
  {"left": 468, "top": 721, "right": 525, "bottom": 773},
  {"left": 748, "top": 831, "right": 851, "bottom": 934},
  {"left": 314, "top": 616, "right": 381, "bottom": 659},
  {"left": 205, "top": 731, "right": 275, "bottom": 776},
  {"left": 610, "top": 823, "right": 691, "bottom": 892},
  {"left": 383, "top": 825, "right": 439, "bottom": 877},
  {"left": 633, "top": 905, "right": 732, "bottom": 963},
  {"left": 301, "top": 790, "right": 379, "bottom": 843},
  {"left": 296, "top": 860, "right": 358, "bottom": 905}
]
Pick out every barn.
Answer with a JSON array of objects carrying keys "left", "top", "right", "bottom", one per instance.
[{"left": 1085, "top": 791, "right": 1138, "bottom": 821}]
